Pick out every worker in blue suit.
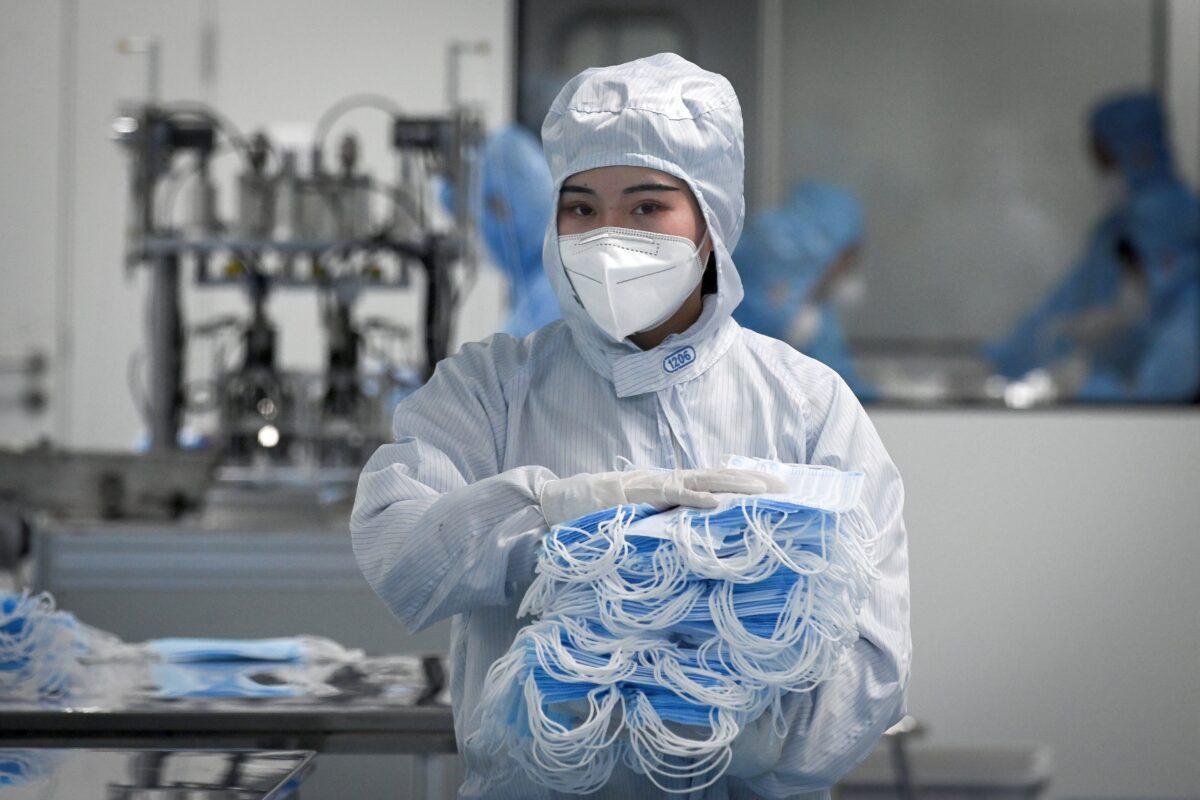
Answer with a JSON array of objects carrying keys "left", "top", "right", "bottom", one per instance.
[
  {"left": 734, "top": 181, "right": 876, "bottom": 400},
  {"left": 1072, "top": 190, "right": 1200, "bottom": 402},
  {"left": 986, "top": 92, "right": 1199, "bottom": 380},
  {"left": 470, "top": 125, "right": 561, "bottom": 337}
]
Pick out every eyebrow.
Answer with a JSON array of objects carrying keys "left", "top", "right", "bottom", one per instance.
[
  {"left": 622, "top": 183, "right": 680, "bottom": 194},
  {"left": 558, "top": 182, "right": 682, "bottom": 196}
]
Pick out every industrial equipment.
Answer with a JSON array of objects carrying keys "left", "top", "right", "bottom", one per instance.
[{"left": 109, "top": 95, "right": 482, "bottom": 473}]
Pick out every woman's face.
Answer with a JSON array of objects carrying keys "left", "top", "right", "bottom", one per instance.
[{"left": 556, "top": 165, "right": 711, "bottom": 258}]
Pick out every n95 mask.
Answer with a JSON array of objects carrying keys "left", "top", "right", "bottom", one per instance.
[{"left": 559, "top": 226, "right": 708, "bottom": 341}]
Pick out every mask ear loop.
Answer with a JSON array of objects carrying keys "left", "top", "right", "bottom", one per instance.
[
  {"left": 624, "top": 692, "right": 737, "bottom": 794},
  {"left": 515, "top": 626, "right": 627, "bottom": 793},
  {"left": 531, "top": 621, "right": 636, "bottom": 686},
  {"left": 597, "top": 527, "right": 689, "bottom": 604},
  {"left": 522, "top": 520, "right": 619, "bottom": 619},
  {"left": 527, "top": 506, "right": 644, "bottom": 619},
  {"left": 695, "top": 228, "right": 711, "bottom": 272},
  {"left": 597, "top": 582, "right": 703, "bottom": 634},
  {"left": 468, "top": 630, "right": 544, "bottom": 760},
  {"left": 650, "top": 647, "right": 762, "bottom": 714},
  {"left": 523, "top": 678, "right": 626, "bottom": 794},
  {"left": 535, "top": 505, "right": 638, "bottom": 585},
  {"left": 671, "top": 506, "right": 778, "bottom": 583},
  {"left": 745, "top": 501, "right": 836, "bottom": 579}
]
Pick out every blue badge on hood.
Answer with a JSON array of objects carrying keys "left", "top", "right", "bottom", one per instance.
[{"left": 662, "top": 346, "right": 696, "bottom": 374}]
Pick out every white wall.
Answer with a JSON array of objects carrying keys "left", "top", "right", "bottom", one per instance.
[
  {"left": 1168, "top": 0, "right": 1200, "bottom": 189},
  {"left": 872, "top": 409, "right": 1200, "bottom": 799},
  {"left": 0, "top": 1, "right": 64, "bottom": 446},
  {"left": 1, "top": 0, "right": 509, "bottom": 451}
]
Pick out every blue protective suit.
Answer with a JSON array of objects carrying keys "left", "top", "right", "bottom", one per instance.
[
  {"left": 1076, "top": 192, "right": 1200, "bottom": 402},
  {"left": 734, "top": 182, "right": 875, "bottom": 399},
  {"left": 478, "top": 126, "right": 561, "bottom": 337},
  {"left": 987, "top": 92, "right": 1200, "bottom": 378},
  {"left": 352, "top": 54, "right": 910, "bottom": 799}
]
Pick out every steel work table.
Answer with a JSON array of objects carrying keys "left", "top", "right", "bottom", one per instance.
[
  {"left": 0, "top": 655, "right": 458, "bottom": 797},
  {"left": 0, "top": 747, "right": 315, "bottom": 800},
  {"left": 0, "top": 704, "right": 455, "bottom": 753}
]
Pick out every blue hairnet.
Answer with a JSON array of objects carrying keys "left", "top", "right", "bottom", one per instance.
[
  {"left": 785, "top": 181, "right": 864, "bottom": 263},
  {"left": 987, "top": 93, "right": 1197, "bottom": 380},
  {"left": 439, "top": 125, "right": 560, "bottom": 336},
  {"left": 1090, "top": 92, "right": 1174, "bottom": 186}
]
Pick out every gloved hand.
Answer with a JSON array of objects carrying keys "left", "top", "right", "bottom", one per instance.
[{"left": 539, "top": 468, "right": 788, "bottom": 528}]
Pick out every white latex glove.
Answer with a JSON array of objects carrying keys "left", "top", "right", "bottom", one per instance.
[{"left": 539, "top": 468, "right": 788, "bottom": 528}]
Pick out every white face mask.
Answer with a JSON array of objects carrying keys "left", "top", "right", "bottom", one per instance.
[
  {"left": 831, "top": 272, "right": 866, "bottom": 308},
  {"left": 559, "top": 226, "right": 708, "bottom": 342}
]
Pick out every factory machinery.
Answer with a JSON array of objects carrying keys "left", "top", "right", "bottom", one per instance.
[
  {"left": 0, "top": 61, "right": 490, "bottom": 793},
  {"left": 113, "top": 95, "right": 482, "bottom": 473},
  {"left": 0, "top": 37, "right": 492, "bottom": 644},
  {"left": 2, "top": 91, "right": 482, "bottom": 535}
]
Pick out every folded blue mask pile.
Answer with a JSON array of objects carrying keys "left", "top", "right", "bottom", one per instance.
[
  {"left": 0, "top": 592, "right": 89, "bottom": 701},
  {"left": 468, "top": 457, "right": 880, "bottom": 794},
  {"left": 146, "top": 636, "right": 363, "bottom": 699}
]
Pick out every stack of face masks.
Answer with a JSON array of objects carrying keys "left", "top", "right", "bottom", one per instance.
[
  {"left": 146, "top": 636, "right": 365, "bottom": 699},
  {"left": 0, "top": 592, "right": 89, "bottom": 701},
  {"left": 469, "top": 457, "right": 880, "bottom": 794}
]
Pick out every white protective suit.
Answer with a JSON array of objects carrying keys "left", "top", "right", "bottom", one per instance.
[{"left": 351, "top": 53, "right": 911, "bottom": 799}]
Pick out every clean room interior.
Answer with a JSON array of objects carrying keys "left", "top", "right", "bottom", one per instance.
[{"left": 1, "top": 1, "right": 1198, "bottom": 798}]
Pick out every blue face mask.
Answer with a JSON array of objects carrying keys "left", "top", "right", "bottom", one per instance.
[
  {"left": 0, "top": 592, "right": 87, "bottom": 701},
  {"left": 474, "top": 459, "right": 880, "bottom": 794},
  {"left": 146, "top": 636, "right": 359, "bottom": 664},
  {"left": 150, "top": 661, "right": 302, "bottom": 699}
]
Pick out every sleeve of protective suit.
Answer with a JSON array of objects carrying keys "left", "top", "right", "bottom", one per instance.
[
  {"left": 736, "top": 368, "right": 911, "bottom": 798},
  {"left": 1126, "top": 285, "right": 1200, "bottom": 402},
  {"left": 985, "top": 216, "right": 1121, "bottom": 379},
  {"left": 1075, "top": 283, "right": 1200, "bottom": 403},
  {"left": 350, "top": 337, "right": 556, "bottom": 633}
]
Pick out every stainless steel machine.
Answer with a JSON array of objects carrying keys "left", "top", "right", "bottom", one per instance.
[{"left": 110, "top": 95, "right": 482, "bottom": 471}]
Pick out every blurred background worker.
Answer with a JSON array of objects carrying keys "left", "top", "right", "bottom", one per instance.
[
  {"left": 1067, "top": 194, "right": 1200, "bottom": 402},
  {"left": 986, "top": 92, "right": 1200, "bottom": 380},
  {"left": 476, "top": 125, "right": 561, "bottom": 337},
  {"left": 734, "top": 181, "right": 876, "bottom": 399}
]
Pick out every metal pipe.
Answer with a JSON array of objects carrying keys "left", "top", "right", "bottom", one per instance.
[{"left": 146, "top": 254, "right": 184, "bottom": 450}]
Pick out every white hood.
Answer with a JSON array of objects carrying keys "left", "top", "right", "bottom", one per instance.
[{"left": 539, "top": 52, "right": 747, "bottom": 386}]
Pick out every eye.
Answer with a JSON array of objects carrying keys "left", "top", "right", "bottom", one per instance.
[
  {"left": 632, "top": 201, "right": 665, "bottom": 215},
  {"left": 559, "top": 202, "right": 594, "bottom": 217}
]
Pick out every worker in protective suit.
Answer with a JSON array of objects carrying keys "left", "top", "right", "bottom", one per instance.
[
  {"left": 986, "top": 92, "right": 1199, "bottom": 379},
  {"left": 735, "top": 181, "right": 875, "bottom": 400},
  {"left": 353, "top": 53, "right": 910, "bottom": 798},
  {"left": 476, "top": 125, "right": 562, "bottom": 337},
  {"left": 1071, "top": 190, "right": 1200, "bottom": 402}
]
